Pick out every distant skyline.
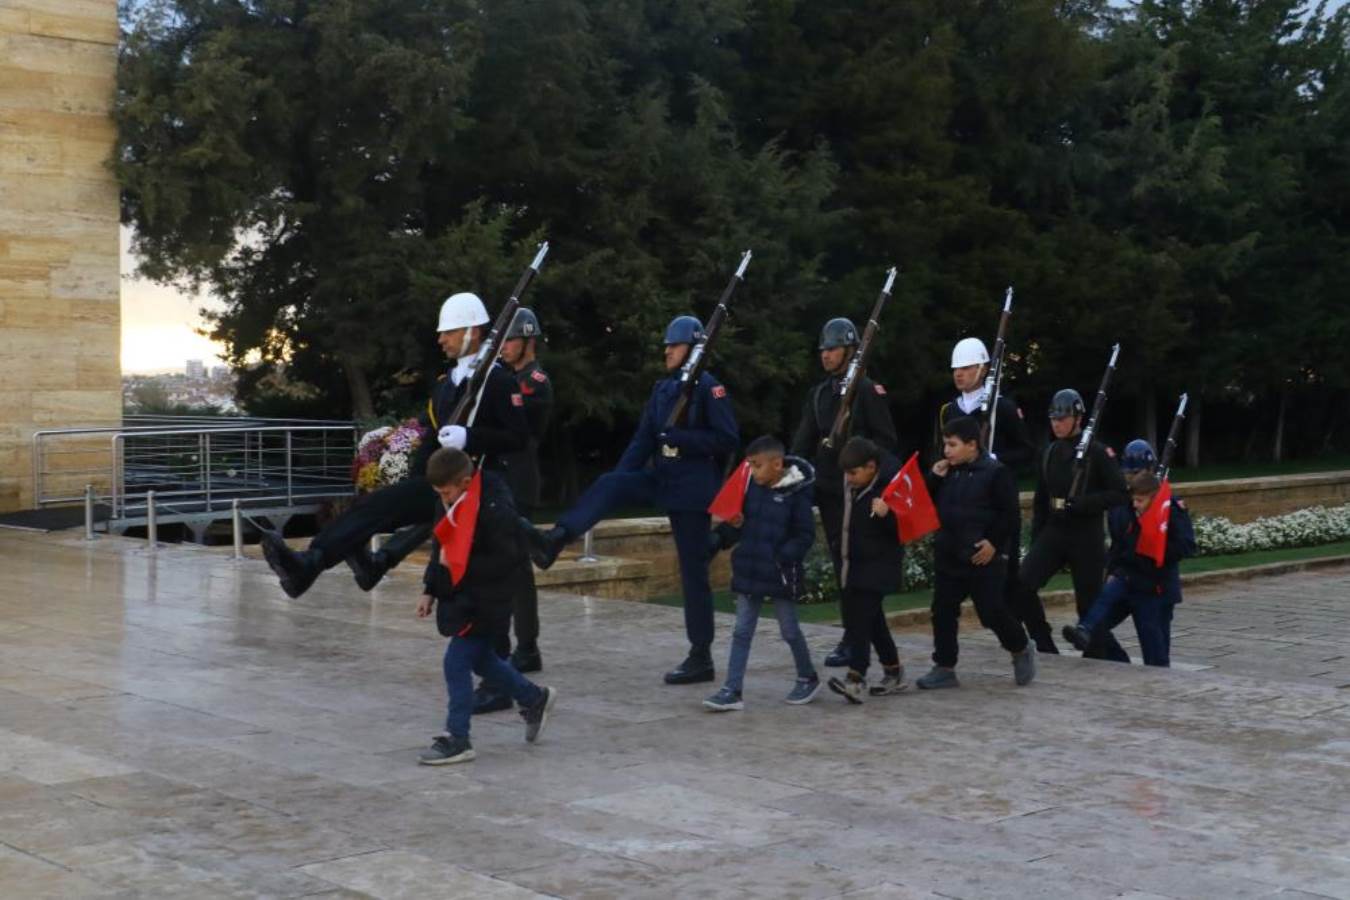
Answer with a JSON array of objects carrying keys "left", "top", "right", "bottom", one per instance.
[{"left": 120, "top": 226, "right": 226, "bottom": 374}]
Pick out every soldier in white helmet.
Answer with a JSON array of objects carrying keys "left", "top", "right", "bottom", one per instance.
[
  {"left": 261, "top": 292, "right": 529, "bottom": 602},
  {"left": 933, "top": 336, "right": 1051, "bottom": 651}
]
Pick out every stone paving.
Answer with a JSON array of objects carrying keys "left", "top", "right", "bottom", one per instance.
[{"left": 0, "top": 529, "right": 1347, "bottom": 899}]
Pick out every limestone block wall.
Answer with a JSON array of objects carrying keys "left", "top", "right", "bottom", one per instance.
[{"left": 0, "top": 1, "right": 121, "bottom": 511}]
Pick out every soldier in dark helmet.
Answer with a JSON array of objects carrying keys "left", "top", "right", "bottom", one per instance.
[
  {"left": 790, "top": 317, "right": 898, "bottom": 669},
  {"left": 1016, "top": 388, "right": 1131, "bottom": 662},
  {"left": 523, "top": 315, "right": 739, "bottom": 685},
  {"left": 935, "top": 337, "right": 1050, "bottom": 651}
]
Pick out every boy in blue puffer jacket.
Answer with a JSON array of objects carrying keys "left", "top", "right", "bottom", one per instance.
[{"left": 703, "top": 436, "right": 820, "bottom": 711}]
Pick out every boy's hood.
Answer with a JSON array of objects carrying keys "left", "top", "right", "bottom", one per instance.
[{"left": 768, "top": 455, "right": 815, "bottom": 496}]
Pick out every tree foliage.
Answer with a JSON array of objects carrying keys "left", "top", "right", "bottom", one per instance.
[{"left": 115, "top": 0, "right": 1350, "bottom": 499}]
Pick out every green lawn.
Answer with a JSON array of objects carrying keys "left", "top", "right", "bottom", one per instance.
[{"left": 643, "top": 539, "right": 1350, "bottom": 626}]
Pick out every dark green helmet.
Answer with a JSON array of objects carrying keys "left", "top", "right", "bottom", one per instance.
[
  {"left": 506, "top": 308, "right": 543, "bottom": 340},
  {"left": 819, "top": 318, "right": 860, "bottom": 351},
  {"left": 1048, "top": 388, "right": 1086, "bottom": 419}
]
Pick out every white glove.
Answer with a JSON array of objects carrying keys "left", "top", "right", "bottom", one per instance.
[{"left": 437, "top": 425, "right": 467, "bottom": 449}]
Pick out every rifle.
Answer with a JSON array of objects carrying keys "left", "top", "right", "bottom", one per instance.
[
  {"left": 1157, "top": 393, "right": 1188, "bottom": 480},
  {"left": 823, "top": 266, "right": 898, "bottom": 450},
  {"left": 980, "top": 286, "right": 1013, "bottom": 451},
  {"left": 1067, "top": 343, "right": 1121, "bottom": 500},
  {"left": 660, "top": 250, "right": 752, "bottom": 439},
  {"left": 448, "top": 242, "right": 549, "bottom": 427}
]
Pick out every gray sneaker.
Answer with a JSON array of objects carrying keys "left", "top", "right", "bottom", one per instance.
[
  {"left": 784, "top": 677, "right": 821, "bottom": 705},
  {"left": 827, "top": 674, "right": 866, "bottom": 704},
  {"left": 703, "top": 686, "right": 744, "bottom": 711},
  {"left": 915, "top": 666, "right": 959, "bottom": 690},
  {"left": 1013, "top": 644, "right": 1037, "bottom": 686},
  {"left": 520, "top": 686, "right": 557, "bottom": 743},
  {"left": 418, "top": 734, "right": 475, "bottom": 765},
  {"left": 868, "top": 666, "right": 908, "bottom": 696}
]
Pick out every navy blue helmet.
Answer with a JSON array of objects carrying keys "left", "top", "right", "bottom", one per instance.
[
  {"left": 1122, "top": 439, "right": 1157, "bottom": 473},
  {"left": 663, "top": 315, "right": 705, "bottom": 346}
]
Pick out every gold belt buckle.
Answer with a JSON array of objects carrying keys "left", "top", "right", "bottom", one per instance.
[
  {"left": 1051, "top": 498, "right": 1067, "bottom": 511},
  {"left": 661, "top": 444, "right": 680, "bottom": 459}
]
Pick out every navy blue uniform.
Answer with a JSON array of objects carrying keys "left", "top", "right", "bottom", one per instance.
[
  {"left": 1081, "top": 495, "right": 1196, "bottom": 666},
  {"left": 557, "top": 371, "right": 739, "bottom": 650}
]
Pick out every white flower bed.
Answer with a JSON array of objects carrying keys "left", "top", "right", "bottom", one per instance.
[{"left": 1191, "top": 503, "right": 1350, "bottom": 556}]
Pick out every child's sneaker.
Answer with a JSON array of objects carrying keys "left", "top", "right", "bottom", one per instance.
[
  {"left": 703, "top": 686, "right": 744, "bottom": 711},
  {"left": 827, "top": 673, "right": 866, "bottom": 704},
  {"left": 868, "top": 665, "right": 907, "bottom": 696},
  {"left": 418, "top": 734, "right": 475, "bottom": 765},
  {"left": 915, "top": 666, "right": 959, "bottom": 690},
  {"left": 520, "top": 686, "right": 557, "bottom": 743},
  {"left": 1061, "top": 623, "right": 1091, "bottom": 653},
  {"left": 1012, "top": 644, "right": 1037, "bottom": 686},
  {"left": 784, "top": 677, "right": 821, "bottom": 705}
]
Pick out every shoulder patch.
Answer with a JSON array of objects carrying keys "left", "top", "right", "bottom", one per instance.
[
  {"left": 511, "top": 393, "right": 524, "bottom": 407},
  {"left": 1105, "top": 446, "right": 1117, "bottom": 458},
  {"left": 873, "top": 383, "right": 887, "bottom": 396},
  {"left": 530, "top": 369, "right": 548, "bottom": 383},
  {"left": 711, "top": 385, "right": 727, "bottom": 399},
  {"left": 436, "top": 373, "right": 448, "bottom": 383},
  {"left": 1175, "top": 498, "right": 1187, "bottom": 511},
  {"left": 1017, "top": 407, "right": 1024, "bottom": 419}
]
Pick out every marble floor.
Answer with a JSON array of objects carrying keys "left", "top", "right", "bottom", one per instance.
[{"left": 0, "top": 529, "right": 1347, "bottom": 899}]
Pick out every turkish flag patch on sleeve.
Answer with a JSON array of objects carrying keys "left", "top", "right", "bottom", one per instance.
[
  {"left": 711, "top": 385, "right": 727, "bottom": 399},
  {"left": 874, "top": 383, "right": 887, "bottom": 396},
  {"left": 511, "top": 393, "right": 524, "bottom": 407},
  {"left": 531, "top": 370, "right": 547, "bottom": 383}
]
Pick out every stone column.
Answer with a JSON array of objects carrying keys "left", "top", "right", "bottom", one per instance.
[{"left": 0, "top": 1, "right": 120, "bottom": 512}]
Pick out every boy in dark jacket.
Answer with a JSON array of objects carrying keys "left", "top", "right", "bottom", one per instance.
[
  {"left": 703, "top": 436, "right": 820, "bottom": 711},
  {"left": 916, "top": 416, "right": 1036, "bottom": 690},
  {"left": 825, "top": 437, "right": 909, "bottom": 704},
  {"left": 1063, "top": 470, "right": 1196, "bottom": 667},
  {"left": 415, "top": 448, "right": 557, "bottom": 765}
]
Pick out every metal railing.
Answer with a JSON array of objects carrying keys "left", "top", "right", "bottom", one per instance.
[{"left": 33, "top": 416, "right": 359, "bottom": 535}]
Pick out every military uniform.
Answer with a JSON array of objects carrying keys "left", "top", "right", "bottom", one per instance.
[
  {"left": 554, "top": 371, "right": 739, "bottom": 654},
  {"left": 1018, "top": 437, "right": 1130, "bottom": 660},
  {"left": 314, "top": 360, "right": 529, "bottom": 570}
]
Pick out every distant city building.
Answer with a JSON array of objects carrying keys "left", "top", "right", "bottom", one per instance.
[
  {"left": 210, "top": 365, "right": 230, "bottom": 380},
  {"left": 185, "top": 359, "right": 205, "bottom": 379}
]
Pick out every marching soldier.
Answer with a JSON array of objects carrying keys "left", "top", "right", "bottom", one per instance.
[
  {"left": 791, "top": 317, "right": 898, "bottom": 668},
  {"left": 262, "top": 292, "right": 529, "bottom": 599},
  {"left": 1017, "top": 388, "right": 1130, "bottom": 661},
  {"left": 525, "top": 315, "right": 740, "bottom": 685},
  {"left": 935, "top": 337, "right": 1053, "bottom": 651}
]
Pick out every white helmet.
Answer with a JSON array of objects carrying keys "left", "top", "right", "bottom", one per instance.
[
  {"left": 437, "top": 292, "right": 489, "bottom": 332},
  {"left": 951, "top": 337, "right": 990, "bottom": 369}
]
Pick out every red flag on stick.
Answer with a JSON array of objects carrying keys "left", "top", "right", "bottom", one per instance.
[
  {"left": 881, "top": 452, "right": 940, "bottom": 544},
  {"left": 432, "top": 469, "right": 482, "bottom": 586},
  {"left": 708, "top": 459, "right": 752, "bottom": 522},
  {"left": 1134, "top": 478, "right": 1172, "bottom": 567}
]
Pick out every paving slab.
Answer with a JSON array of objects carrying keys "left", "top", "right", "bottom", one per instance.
[{"left": 1, "top": 530, "right": 1348, "bottom": 899}]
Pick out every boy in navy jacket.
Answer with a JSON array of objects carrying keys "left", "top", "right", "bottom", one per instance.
[
  {"left": 703, "top": 436, "right": 820, "bottom": 711},
  {"left": 1063, "top": 470, "right": 1196, "bottom": 667},
  {"left": 415, "top": 449, "right": 558, "bottom": 765}
]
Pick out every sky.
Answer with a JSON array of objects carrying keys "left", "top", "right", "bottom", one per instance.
[{"left": 120, "top": 226, "right": 227, "bottom": 374}]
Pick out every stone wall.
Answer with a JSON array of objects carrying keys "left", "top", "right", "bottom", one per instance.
[{"left": 0, "top": 1, "right": 121, "bottom": 511}]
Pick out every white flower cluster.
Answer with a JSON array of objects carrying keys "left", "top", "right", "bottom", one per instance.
[{"left": 1191, "top": 503, "right": 1350, "bottom": 556}]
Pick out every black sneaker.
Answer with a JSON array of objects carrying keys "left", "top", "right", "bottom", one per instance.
[
  {"left": 472, "top": 684, "right": 514, "bottom": 715},
  {"left": 1061, "top": 624, "right": 1091, "bottom": 653},
  {"left": 520, "top": 686, "right": 557, "bottom": 743},
  {"left": 510, "top": 645, "right": 542, "bottom": 674},
  {"left": 261, "top": 531, "right": 322, "bottom": 599},
  {"left": 824, "top": 641, "right": 850, "bottom": 668},
  {"left": 663, "top": 652, "right": 715, "bottom": 685},
  {"left": 418, "top": 734, "right": 475, "bottom": 765},
  {"left": 523, "top": 521, "right": 568, "bottom": 570},
  {"left": 344, "top": 548, "right": 389, "bottom": 592}
]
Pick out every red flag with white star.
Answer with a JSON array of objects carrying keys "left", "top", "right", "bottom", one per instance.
[
  {"left": 881, "top": 452, "right": 940, "bottom": 544},
  {"left": 432, "top": 469, "right": 482, "bottom": 585},
  {"left": 1135, "top": 478, "right": 1172, "bottom": 568},
  {"left": 708, "top": 459, "right": 751, "bottom": 522}
]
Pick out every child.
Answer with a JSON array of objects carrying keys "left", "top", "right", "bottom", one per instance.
[
  {"left": 916, "top": 416, "right": 1036, "bottom": 690},
  {"left": 1062, "top": 469, "right": 1195, "bottom": 667},
  {"left": 825, "top": 437, "right": 908, "bottom": 703},
  {"left": 703, "top": 436, "right": 820, "bottom": 711},
  {"left": 416, "top": 448, "right": 557, "bottom": 764}
]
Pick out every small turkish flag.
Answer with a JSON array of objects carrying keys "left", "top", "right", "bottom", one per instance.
[
  {"left": 708, "top": 459, "right": 751, "bottom": 522},
  {"left": 1135, "top": 478, "right": 1172, "bottom": 568},
  {"left": 881, "top": 452, "right": 940, "bottom": 544},
  {"left": 433, "top": 469, "right": 482, "bottom": 586}
]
